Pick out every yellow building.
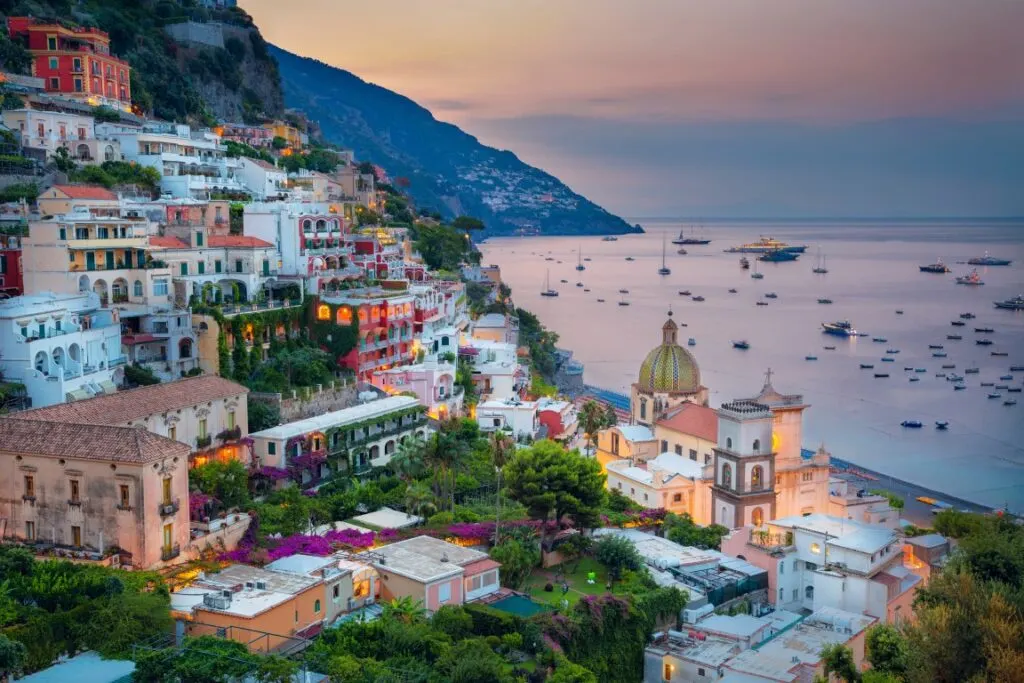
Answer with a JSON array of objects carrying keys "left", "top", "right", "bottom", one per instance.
[{"left": 263, "top": 121, "right": 306, "bottom": 149}]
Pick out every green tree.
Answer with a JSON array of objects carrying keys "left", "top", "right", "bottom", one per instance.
[
  {"left": 821, "top": 643, "right": 861, "bottom": 683},
  {"left": 436, "top": 638, "right": 512, "bottom": 683},
  {"left": 431, "top": 605, "right": 473, "bottom": 640},
  {"left": 404, "top": 481, "right": 437, "bottom": 519},
  {"left": 452, "top": 216, "right": 485, "bottom": 233},
  {"left": 77, "top": 591, "right": 172, "bottom": 658},
  {"left": 490, "top": 431, "right": 514, "bottom": 543},
  {"left": 248, "top": 399, "right": 280, "bottom": 432},
  {"left": 503, "top": 440, "right": 605, "bottom": 546},
  {"left": 664, "top": 512, "right": 730, "bottom": 550},
  {"left": 865, "top": 624, "right": 908, "bottom": 678},
  {"left": 548, "top": 655, "right": 598, "bottom": 683},
  {"left": 869, "top": 490, "right": 905, "bottom": 511},
  {"left": 594, "top": 534, "right": 643, "bottom": 583},
  {"left": 271, "top": 135, "right": 287, "bottom": 150},
  {"left": 190, "top": 459, "right": 251, "bottom": 510},
  {"left": 0, "top": 634, "right": 27, "bottom": 681},
  {"left": 578, "top": 400, "right": 604, "bottom": 455},
  {"left": 489, "top": 538, "right": 541, "bottom": 590},
  {"left": 382, "top": 597, "right": 426, "bottom": 624},
  {"left": 53, "top": 146, "right": 76, "bottom": 172}
]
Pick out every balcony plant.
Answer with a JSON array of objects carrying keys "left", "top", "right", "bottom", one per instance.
[{"left": 196, "top": 434, "right": 213, "bottom": 449}]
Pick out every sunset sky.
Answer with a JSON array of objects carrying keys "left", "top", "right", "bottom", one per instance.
[{"left": 242, "top": 0, "right": 1024, "bottom": 218}]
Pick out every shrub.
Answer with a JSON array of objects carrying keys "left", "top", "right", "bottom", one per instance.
[
  {"left": 431, "top": 605, "right": 473, "bottom": 640},
  {"left": 428, "top": 511, "right": 455, "bottom": 526},
  {"left": 464, "top": 603, "right": 523, "bottom": 637}
]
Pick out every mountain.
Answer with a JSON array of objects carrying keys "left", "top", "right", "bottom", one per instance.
[{"left": 269, "top": 45, "right": 636, "bottom": 237}]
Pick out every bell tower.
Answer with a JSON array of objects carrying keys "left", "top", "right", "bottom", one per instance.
[{"left": 711, "top": 399, "right": 777, "bottom": 529}]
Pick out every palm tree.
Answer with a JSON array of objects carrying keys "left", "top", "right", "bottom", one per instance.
[
  {"left": 389, "top": 437, "right": 426, "bottom": 482},
  {"left": 419, "top": 429, "right": 465, "bottom": 511},
  {"left": 404, "top": 481, "right": 437, "bottom": 519},
  {"left": 382, "top": 596, "right": 426, "bottom": 624},
  {"left": 578, "top": 400, "right": 604, "bottom": 455},
  {"left": 490, "top": 432, "right": 514, "bottom": 544}
]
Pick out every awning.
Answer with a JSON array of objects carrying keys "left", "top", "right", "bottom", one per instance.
[
  {"left": 100, "top": 380, "right": 118, "bottom": 395},
  {"left": 66, "top": 389, "right": 90, "bottom": 401}
]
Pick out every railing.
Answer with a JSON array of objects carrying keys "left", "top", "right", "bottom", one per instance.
[
  {"left": 68, "top": 498, "right": 82, "bottom": 507},
  {"left": 196, "top": 435, "right": 212, "bottom": 449},
  {"left": 159, "top": 498, "right": 180, "bottom": 517},
  {"left": 749, "top": 529, "right": 793, "bottom": 549},
  {"left": 161, "top": 544, "right": 181, "bottom": 561}
]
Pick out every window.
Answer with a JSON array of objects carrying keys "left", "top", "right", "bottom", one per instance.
[
  {"left": 235, "top": 259, "right": 243, "bottom": 273},
  {"left": 168, "top": 425, "right": 177, "bottom": 441},
  {"left": 751, "top": 506, "right": 764, "bottom": 526},
  {"left": 24, "top": 475, "right": 34, "bottom": 498},
  {"left": 216, "top": 627, "right": 227, "bottom": 638},
  {"left": 314, "top": 599, "right": 321, "bottom": 613},
  {"left": 802, "top": 471, "right": 814, "bottom": 482},
  {"left": 133, "top": 280, "right": 143, "bottom": 297},
  {"left": 805, "top": 585, "right": 814, "bottom": 600},
  {"left": 689, "top": 448, "right": 697, "bottom": 461},
  {"left": 751, "top": 465, "right": 764, "bottom": 490},
  {"left": 809, "top": 543, "right": 822, "bottom": 555},
  {"left": 294, "top": 610, "right": 299, "bottom": 623},
  {"left": 779, "top": 587, "right": 784, "bottom": 601},
  {"left": 644, "top": 493, "right": 648, "bottom": 501},
  {"left": 663, "top": 662, "right": 672, "bottom": 681},
  {"left": 70, "top": 479, "right": 80, "bottom": 503},
  {"left": 71, "top": 525, "right": 82, "bottom": 547},
  {"left": 48, "top": 36, "right": 57, "bottom": 50},
  {"left": 227, "top": 411, "right": 236, "bottom": 429},
  {"left": 779, "top": 561, "right": 784, "bottom": 575},
  {"left": 197, "top": 261, "right": 205, "bottom": 275},
  {"left": 49, "top": 56, "right": 58, "bottom": 69},
  {"left": 438, "top": 582, "right": 451, "bottom": 604},
  {"left": 726, "top": 437, "right": 733, "bottom": 450},
  {"left": 180, "top": 262, "right": 188, "bottom": 276},
  {"left": 196, "top": 233, "right": 203, "bottom": 247},
  {"left": 268, "top": 442, "right": 276, "bottom": 455},
  {"left": 154, "top": 278, "right": 169, "bottom": 296},
  {"left": 660, "top": 440, "right": 668, "bottom": 453},
  {"left": 163, "top": 523, "right": 173, "bottom": 549},
  {"left": 119, "top": 485, "right": 131, "bottom": 509},
  {"left": 611, "top": 432, "right": 620, "bottom": 456},
  {"left": 333, "top": 584, "right": 340, "bottom": 600},
  {"left": 721, "top": 463, "right": 732, "bottom": 489},
  {"left": 805, "top": 562, "right": 817, "bottom": 571},
  {"left": 674, "top": 444, "right": 683, "bottom": 456},
  {"left": 49, "top": 77, "right": 59, "bottom": 90},
  {"left": 162, "top": 478, "right": 172, "bottom": 505},
  {"left": 753, "top": 439, "right": 761, "bottom": 453},
  {"left": 73, "top": 57, "right": 81, "bottom": 71},
  {"left": 698, "top": 668, "right": 706, "bottom": 677},
  {"left": 215, "top": 259, "right": 222, "bottom": 273},
  {"left": 792, "top": 589, "right": 798, "bottom": 601},
  {"left": 630, "top": 487, "right": 635, "bottom": 495},
  {"left": 673, "top": 493, "right": 682, "bottom": 503},
  {"left": 25, "top": 521, "right": 35, "bottom": 540},
  {"left": 59, "top": 227, "right": 66, "bottom": 240},
  {"left": 198, "top": 419, "right": 208, "bottom": 438},
  {"left": 639, "top": 398, "right": 647, "bottom": 420}
]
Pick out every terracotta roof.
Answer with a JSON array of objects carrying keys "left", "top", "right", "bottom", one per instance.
[
  {"left": 248, "top": 158, "right": 281, "bottom": 171},
  {"left": 148, "top": 236, "right": 189, "bottom": 248},
  {"left": 20, "top": 375, "right": 248, "bottom": 426},
  {"left": 208, "top": 235, "right": 274, "bottom": 248},
  {"left": 656, "top": 402, "right": 718, "bottom": 442},
  {"left": 0, "top": 418, "right": 190, "bottom": 463},
  {"left": 51, "top": 185, "right": 118, "bottom": 200}
]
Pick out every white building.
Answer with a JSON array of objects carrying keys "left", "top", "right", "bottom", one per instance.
[
  {"left": 0, "top": 291, "right": 124, "bottom": 407},
  {"left": 97, "top": 121, "right": 248, "bottom": 199},
  {"left": 471, "top": 312, "right": 518, "bottom": 346},
  {"left": 459, "top": 337, "right": 524, "bottom": 400},
  {"left": 238, "top": 157, "right": 288, "bottom": 200},
  {"left": 476, "top": 397, "right": 538, "bottom": 439},
  {"left": 2, "top": 109, "right": 118, "bottom": 164},
  {"left": 148, "top": 233, "right": 280, "bottom": 305}
]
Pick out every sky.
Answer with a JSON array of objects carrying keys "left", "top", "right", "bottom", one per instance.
[{"left": 242, "top": 0, "right": 1024, "bottom": 218}]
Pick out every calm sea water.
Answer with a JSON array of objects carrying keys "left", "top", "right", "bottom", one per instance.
[{"left": 481, "top": 220, "right": 1024, "bottom": 513}]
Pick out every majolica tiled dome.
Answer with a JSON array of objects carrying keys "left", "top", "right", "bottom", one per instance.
[{"left": 637, "top": 313, "right": 701, "bottom": 394}]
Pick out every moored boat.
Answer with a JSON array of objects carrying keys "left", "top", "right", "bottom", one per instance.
[
  {"left": 740, "top": 257, "right": 750, "bottom": 269},
  {"left": 976, "top": 339, "right": 993, "bottom": 346},
  {"left": 541, "top": 270, "right": 559, "bottom": 297},
  {"left": 975, "top": 327, "right": 994, "bottom": 333},
  {"left": 968, "top": 252, "right": 1012, "bottom": 266},
  {"left": 994, "top": 295, "right": 1024, "bottom": 311},
  {"left": 823, "top": 320, "right": 857, "bottom": 337},
  {"left": 929, "top": 344, "right": 944, "bottom": 349},
  {"left": 947, "top": 335, "right": 962, "bottom": 340},
  {"left": 901, "top": 420, "right": 923, "bottom": 428},
  {"left": 725, "top": 236, "right": 808, "bottom": 254},
  {"left": 955, "top": 269, "right": 984, "bottom": 285},
  {"left": 874, "top": 373, "right": 890, "bottom": 378},
  {"left": 936, "top": 421, "right": 950, "bottom": 429},
  {"left": 860, "top": 363, "right": 874, "bottom": 369},
  {"left": 764, "top": 292, "right": 778, "bottom": 299},
  {"left": 692, "top": 296, "right": 705, "bottom": 302},
  {"left": 688, "top": 338, "right": 696, "bottom": 346},
  {"left": 1005, "top": 399, "right": 1018, "bottom": 406},
  {"left": 732, "top": 340, "right": 750, "bottom": 350},
  {"left": 919, "top": 259, "right": 951, "bottom": 273},
  {"left": 951, "top": 320, "right": 966, "bottom": 327},
  {"left": 758, "top": 249, "right": 800, "bottom": 262},
  {"left": 817, "top": 298, "right": 833, "bottom": 304}
]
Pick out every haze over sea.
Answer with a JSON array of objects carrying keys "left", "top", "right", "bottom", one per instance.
[{"left": 481, "top": 220, "right": 1024, "bottom": 514}]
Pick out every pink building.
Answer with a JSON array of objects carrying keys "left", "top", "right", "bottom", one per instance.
[{"left": 371, "top": 359, "right": 463, "bottom": 420}]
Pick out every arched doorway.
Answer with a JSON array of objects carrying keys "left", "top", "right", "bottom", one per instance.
[
  {"left": 76, "top": 143, "right": 90, "bottom": 160},
  {"left": 179, "top": 338, "right": 193, "bottom": 359},
  {"left": 751, "top": 507, "right": 764, "bottom": 527},
  {"left": 92, "top": 278, "right": 109, "bottom": 305},
  {"left": 34, "top": 350, "right": 48, "bottom": 374},
  {"left": 369, "top": 445, "right": 380, "bottom": 461},
  {"left": 112, "top": 277, "right": 128, "bottom": 303},
  {"left": 78, "top": 275, "right": 90, "bottom": 293},
  {"left": 104, "top": 145, "right": 115, "bottom": 161},
  {"left": 384, "top": 440, "right": 395, "bottom": 456}
]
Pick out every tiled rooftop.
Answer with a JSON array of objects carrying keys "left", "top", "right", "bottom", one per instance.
[
  {"left": 0, "top": 419, "right": 190, "bottom": 463},
  {"left": 657, "top": 402, "right": 718, "bottom": 442},
  {"left": 50, "top": 185, "right": 117, "bottom": 200}
]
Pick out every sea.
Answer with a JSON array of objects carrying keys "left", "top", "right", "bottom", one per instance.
[{"left": 480, "top": 219, "right": 1024, "bottom": 514}]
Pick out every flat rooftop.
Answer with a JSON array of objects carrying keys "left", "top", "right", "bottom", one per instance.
[
  {"left": 769, "top": 513, "right": 896, "bottom": 554},
  {"left": 250, "top": 395, "right": 421, "bottom": 440},
  {"left": 648, "top": 632, "right": 738, "bottom": 667},
  {"left": 363, "top": 535, "right": 488, "bottom": 583},
  {"left": 174, "top": 563, "right": 322, "bottom": 619}
]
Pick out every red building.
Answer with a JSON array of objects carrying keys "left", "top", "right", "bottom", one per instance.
[
  {"left": 7, "top": 18, "right": 132, "bottom": 109},
  {"left": 315, "top": 290, "right": 417, "bottom": 380},
  {"left": 0, "top": 235, "right": 23, "bottom": 297}
]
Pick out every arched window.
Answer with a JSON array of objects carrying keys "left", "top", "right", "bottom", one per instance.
[
  {"left": 133, "top": 280, "right": 143, "bottom": 297},
  {"left": 315, "top": 219, "right": 327, "bottom": 231},
  {"left": 314, "top": 599, "right": 321, "bottom": 613},
  {"left": 722, "top": 463, "right": 732, "bottom": 489},
  {"left": 753, "top": 439, "right": 761, "bottom": 453},
  {"left": 805, "top": 585, "right": 814, "bottom": 600},
  {"left": 302, "top": 219, "right": 313, "bottom": 233},
  {"left": 639, "top": 399, "right": 647, "bottom": 420},
  {"left": 751, "top": 465, "right": 764, "bottom": 490},
  {"left": 752, "top": 506, "right": 764, "bottom": 526},
  {"left": 726, "top": 437, "right": 733, "bottom": 450}
]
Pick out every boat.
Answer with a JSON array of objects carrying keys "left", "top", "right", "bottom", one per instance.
[
  {"left": 941, "top": 364, "right": 956, "bottom": 369},
  {"left": 823, "top": 345, "right": 836, "bottom": 350},
  {"left": 964, "top": 367, "right": 980, "bottom": 374},
  {"left": 618, "top": 298, "right": 630, "bottom": 307},
  {"left": 560, "top": 279, "right": 568, "bottom": 283},
  {"left": 544, "top": 257, "right": 554, "bottom": 261},
  {"left": 758, "top": 249, "right": 800, "bottom": 262},
  {"left": 900, "top": 420, "right": 923, "bottom": 428},
  {"left": 933, "top": 352, "right": 947, "bottom": 358},
  {"left": 725, "top": 236, "right": 808, "bottom": 254},
  {"left": 936, "top": 373, "right": 946, "bottom": 378},
  {"left": 968, "top": 252, "right": 1012, "bottom": 266},
  {"left": 679, "top": 290, "right": 691, "bottom": 296},
  {"left": 1011, "top": 365, "right": 1024, "bottom": 372},
  {"left": 688, "top": 338, "right": 696, "bottom": 346},
  {"left": 992, "top": 351, "right": 1009, "bottom": 357},
  {"left": 909, "top": 377, "right": 920, "bottom": 382},
  {"left": 818, "top": 298, "right": 833, "bottom": 304},
  {"left": 872, "top": 337, "right": 887, "bottom": 343},
  {"left": 756, "top": 301, "right": 769, "bottom": 306},
  {"left": 953, "top": 384, "right": 966, "bottom": 391},
  {"left": 1008, "top": 387, "right": 1022, "bottom": 393},
  {"left": 822, "top": 320, "right": 857, "bottom": 337},
  {"left": 750, "top": 258, "right": 763, "bottom": 279},
  {"left": 936, "top": 421, "right": 950, "bottom": 429},
  {"left": 764, "top": 292, "right": 778, "bottom": 299},
  {"left": 575, "top": 247, "right": 586, "bottom": 271},
  {"left": 619, "top": 288, "right": 629, "bottom": 294},
  {"left": 860, "top": 363, "right": 875, "bottom": 369},
  {"left": 904, "top": 366, "right": 914, "bottom": 371},
  {"left": 692, "top": 295, "right": 705, "bottom": 302},
  {"left": 556, "top": 260, "right": 562, "bottom": 264},
  {"left": 812, "top": 247, "right": 829, "bottom": 274},
  {"left": 596, "top": 298, "right": 605, "bottom": 302},
  {"left": 996, "top": 385, "right": 1010, "bottom": 390},
  {"left": 947, "top": 335, "right": 962, "bottom": 340},
  {"left": 994, "top": 295, "right": 1024, "bottom": 311},
  {"left": 728, "top": 288, "right": 738, "bottom": 294},
  {"left": 805, "top": 355, "right": 818, "bottom": 361},
  {"left": 915, "top": 368, "right": 927, "bottom": 373},
  {"left": 976, "top": 339, "right": 994, "bottom": 346},
  {"left": 740, "top": 257, "right": 750, "bottom": 270},
  {"left": 672, "top": 225, "right": 712, "bottom": 245},
  {"left": 874, "top": 373, "right": 890, "bottom": 378},
  {"left": 919, "top": 259, "right": 951, "bottom": 273},
  {"left": 951, "top": 320, "right": 966, "bottom": 327},
  {"left": 928, "top": 344, "right": 944, "bottom": 349},
  {"left": 658, "top": 235, "right": 671, "bottom": 275},
  {"left": 1005, "top": 399, "right": 1018, "bottom": 406},
  {"left": 895, "top": 310, "right": 904, "bottom": 315},
  {"left": 981, "top": 382, "right": 995, "bottom": 386},
  {"left": 584, "top": 257, "right": 592, "bottom": 261},
  {"left": 1000, "top": 374, "right": 1014, "bottom": 380},
  {"left": 881, "top": 357, "right": 895, "bottom": 363},
  {"left": 584, "top": 288, "right": 591, "bottom": 292},
  {"left": 947, "top": 374, "right": 964, "bottom": 381},
  {"left": 540, "top": 270, "right": 559, "bottom": 297},
  {"left": 576, "top": 282, "right": 584, "bottom": 287},
  {"left": 886, "top": 348, "right": 900, "bottom": 354},
  {"left": 602, "top": 235, "right": 618, "bottom": 241},
  {"left": 975, "top": 327, "right": 994, "bottom": 333},
  {"left": 960, "top": 312, "right": 976, "bottom": 319},
  {"left": 955, "top": 269, "right": 984, "bottom": 285},
  {"left": 677, "top": 248, "right": 688, "bottom": 255},
  {"left": 624, "top": 256, "right": 635, "bottom": 262},
  {"left": 732, "top": 340, "right": 750, "bottom": 350},
  {"left": 988, "top": 392, "right": 1002, "bottom": 399}
]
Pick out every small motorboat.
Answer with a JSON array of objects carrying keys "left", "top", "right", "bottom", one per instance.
[
  {"left": 975, "top": 327, "right": 995, "bottom": 334},
  {"left": 928, "top": 344, "right": 944, "bottom": 349},
  {"left": 935, "top": 421, "right": 950, "bottom": 429},
  {"left": 976, "top": 339, "right": 994, "bottom": 346},
  {"left": 1008, "top": 387, "right": 1022, "bottom": 393},
  {"left": 914, "top": 368, "right": 927, "bottom": 373},
  {"left": 901, "top": 420, "right": 923, "bottom": 428},
  {"left": 692, "top": 295, "right": 705, "bottom": 302},
  {"left": 576, "top": 282, "right": 584, "bottom": 287},
  {"left": 556, "top": 260, "right": 563, "bottom": 264},
  {"left": 602, "top": 236, "right": 618, "bottom": 241},
  {"left": 560, "top": 279, "right": 569, "bottom": 284},
  {"left": 996, "top": 384, "right": 1010, "bottom": 390},
  {"left": 679, "top": 290, "right": 692, "bottom": 296},
  {"left": 732, "top": 340, "right": 751, "bottom": 350},
  {"left": 1000, "top": 374, "right": 1014, "bottom": 381},
  {"left": 860, "top": 364, "right": 875, "bottom": 369},
  {"left": 584, "top": 257, "right": 592, "bottom": 261},
  {"left": 947, "top": 335, "right": 962, "bottom": 340},
  {"left": 596, "top": 298, "right": 605, "bottom": 302},
  {"left": 756, "top": 301, "right": 769, "bottom": 306},
  {"left": 751, "top": 272, "right": 764, "bottom": 280},
  {"left": 728, "top": 288, "right": 738, "bottom": 294},
  {"left": 823, "top": 346, "right": 836, "bottom": 350},
  {"left": 872, "top": 337, "right": 888, "bottom": 343},
  {"left": 954, "top": 383, "right": 967, "bottom": 390},
  {"left": 805, "top": 355, "right": 818, "bottom": 361},
  {"left": 936, "top": 373, "right": 947, "bottom": 378},
  {"left": 618, "top": 300, "right": 630, "bottom": 307},
  {"left": 764, "top": 292, "right": 778, "bottom": 299},
  {"left": 818, "top": 298, "right": 833, "bottom": 304},
  {"left": 688, "top": 338, "right": 696, "bottom": 346},
  {"left": 619, "top": 288, "right": 630, "bottom": 294},
  {"left": 886, "top": 348, "right": 900, "bottom": 354},
  {"left": 964, "top": 367, "right": 980, "bottom": 374},
  {"left": 881, "top": 357, "right": 896, "bottom": 363},
  {"left": 951, "top": 320, "right": 966, "bottom": 327},
  {"left": 960, "top": 312, "right": 976, "bottom": 319},
  {"left": 544, "top": 257, "right": 554, "bottom": 261},
  {"left": 874, "top": 373, "right": 890, "bottom": 378},
  {"left": 992, "top": 351, "right": 1009, "bottom": 357},
  {"left": 981, "top": 381, "right": 995, "bottom": 387},
  {"left": 740, "top": 257, "right": 750, "bottom": 269},
  {"left": 1005, "top": 399, "right": 1018, "bottom": 406},
  {"left": 625, "top": 256, "right": 635, "bottom": 261},
  {"left": 947, "top": 374, "right": 964, "bottom": 381},
  {"left": 987, "top": 392, "right": 1002, "bottom": 399},
  {"left": 904, "top": 366, "right": 914, "bottom": 371},
  {"left": 584, "top": 288, "right": 591, "bottom": 292},
  {"left": 677, "top": 248, "right": 688, "bottom": 255},
  {"left": 895, "top": 310, "right": 904, "bottom": 315},
  {"left": 941, "top": 364, "right": 956, "bottom": 369},
  {"left": 933, "top": 352, "right": 947, "bottom": 358},
  {"left": 1010, "top": 366, "right": 1024, "bottom": 372},
  {"left": 909, "top": 377, "right": 920, "bottom": 382}
]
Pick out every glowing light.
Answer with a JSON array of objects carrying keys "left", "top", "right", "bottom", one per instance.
[
  {"left": 317, "top": 304, "right": 331, "bottom": 321},
  {"left": 772, "top": 432, "right": 780, "bottom": 452}
]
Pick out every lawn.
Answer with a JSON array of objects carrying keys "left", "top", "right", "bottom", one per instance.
[{"left": 523, "top": 557, "right": 620, "bottom": 608}]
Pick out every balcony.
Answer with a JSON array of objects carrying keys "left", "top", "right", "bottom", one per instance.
[
  {"left": 749, "top": 528, "right": 793, "bottom": 550},
  {"left": 159, "top": 499, "right": 180, "bottom": 517},
  {"left": 161, "top": 544, "right": 181, "bottom": 561},
  {"left": 196, "top": 435, "right": 212, "bottom": 450},
  {"left": 67, "top": 499, "right": 83, "bottom": 508}
]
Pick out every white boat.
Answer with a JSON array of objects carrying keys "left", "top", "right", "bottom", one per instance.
[
  {"left": 658, "top": 234, "right": 671, "bottom": 275},
  {"left": 751, "top": 259, "right": 764, "bottom": 280},
  {"left": 540, "top": 270, "right": 558, "bottom": 297},
  {"left": 812, "top": 246, "right": 828, "bottom": 274}
]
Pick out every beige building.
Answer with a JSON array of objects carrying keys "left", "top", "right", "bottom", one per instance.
[
  {"left": 0, "top": 417, "right": 191, "bottom": 569},
  {"left": 606, "top": 452, "right": 714, "bottom": 519},
  {"left": 595, "top": 424, "right": 657, "bottom": 472},
  {"left": 36, "top": 184, "right": 120, "bottom": 217},
  {"left": 654, "top": 402, "right": 718, "bottom": 466},
  {"left": 19, "top": 375, "right": 250, "bottom": 467}
]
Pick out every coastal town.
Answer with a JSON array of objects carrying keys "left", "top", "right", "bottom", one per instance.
[{"left": 0, "top": 9, "right": 1020, "bottom": 683}]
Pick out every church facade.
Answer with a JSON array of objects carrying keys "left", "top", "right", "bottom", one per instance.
[{"left": 600, "top": 313, "right": 833, "bottom": 530}]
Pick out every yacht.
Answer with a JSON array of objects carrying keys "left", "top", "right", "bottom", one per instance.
[
  {"left": 987, "top": 392, "right": 1002, "bottom": 399},
  {"left": 909, "top": 377, "right": 920, "bottom": 382},
  {"left": 740, "top": 257, "right": 750, "bottom": 270},
  {"left": 947, "top": 335, "right": 962, "bottom": 340},
  {"left": 886, "top": 348, "right": 900, "bottom": 354},
  {"left": 901, "top": 420, "right": 923, "bottom": 428},
  {"left": 976, "top": 339, "right": 994, "bottom": 346},
  {"left": 975, "top": 327, "right": 994, "bottom": 333},
  {"left": 750, "top": 259, "right": 764, "bottom": 279},
  {"left": 919, "top": 259, "right": 951, "bottom": 273},
  {"left": 933, "top": 351, "right": 948, "bottom": 358},
  {"left": 692, "top": 295, "right": 705, "bottom": 302},
  {"left": 805, "top": 355, "right": 818, "bottom": 361},
  {"left": 658, "top": 235, "right": 671, "bottom": 275},
  {"left": 728, "top": 288, "right": 738, "bottom": 294},
  {"left": 994, "top": 295, "right": 1024, "bottom": 311},
  {"left": 928, "top": 344, "right": 944, "bottom": 349},
  {"left": 576, "top": 282, "right": 584, "bottom": 288},
  {"left": 1005, "top": 399, "right": 1018, "bottom": 406},
  {"left": 964, "top": 367, "right": 980, "bottom": 374},
  {"left": 874, "top": 373, "right": 890, "bottom": 378},
  {"left": 625, "top": 256, "right": 634, "bottom": 261},
  {"left": 968, "top": 252, "right": 1012, "bottom": 266},
  {"left": 823, "top": 345, "right": 837, "bottom": 350},
  {"left": 732, "top": 340, "right": 750, "bottom": 350},
  {"left": 817, "top": 298, "right": 833, "bottom": 304},
  {"left": 881, "top": 357, "right": 895, "bottom": 363},
  {"left": 672, "top": 226, "right": 712, "bottom": 245},
  {"left": 602, "top": 235, "right": 618, "bottom": 242},
  {"left": 860, "top": 363, "right": 875, "bottom": 369},
  {"left": 596, "top": 298, "right": 605, "bottom": 302},
  {"left": 812, "top": 247, "right": 829, "bottom": 274},
  {"left": 758, "top": 249, "right": 800, "bottom": 263},
  {"left": 619, "top": 288, "right": 630, "bottom": 294},
  {"left": 951, "top": 320, "right": 966, "bottom": 327},
  {"left": 764, "top": 292, "right": 778, "bottom": 299},
  {"left": 540, "top": 270, "right": 559, "bottom": 297},
  {"left": 756, "top": 301, "right": 769, "bottom": 306},
  {"left": 618, "top": 297, "right": 630, "bottom": 307},
  {"left": 725, "top": 236, "right": 808, "bottom": 254},
  {"left": 576, "top": 247, "right": 586, "bottom": 271},
  {"left": 822, "top": 320, "right": 857, "bottom": 337},
  {"left": 678, "top": 290, "right": 692, "bottom": 296},
  {"left": 560, "top": 279, "right": 569, "bottom": 284},
  {"left": 960, "top": 312, "right": 976, "bottom": 319},
  {"left": 872, "top": 337, "right": 888, "bottom": 343},
  {"left": 1010, "top": 365, "right": 1024, "bottom": 372},
  {"left": 955, "top": 269, "right": 984, "bottom": 285}
]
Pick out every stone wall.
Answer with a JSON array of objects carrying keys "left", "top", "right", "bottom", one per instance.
[
  {"left": 250, "top": 381, "right": 382, "bottom": 424},
  {"left": 164, "top": 21, "right": 226, "bottom": 48}
]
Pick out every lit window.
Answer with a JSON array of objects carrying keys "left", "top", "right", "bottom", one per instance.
[
  {"left": 227, "top": 411, "right": 236, "bottom": 430},
  {"left": 317, "top": 304, "right": 331, "bottom": 321},
  {"left": 810, "top": 543, "right": 822, "bottom": 555},
  {"left": 198, "top": 419, "right": 208, "bottom": 438}
]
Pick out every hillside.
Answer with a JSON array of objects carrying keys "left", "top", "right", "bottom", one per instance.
[{"left": 270, "top": 45, "right": 636, "bottom": 237}]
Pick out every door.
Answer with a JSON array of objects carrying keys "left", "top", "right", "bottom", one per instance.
[
  {"left": 71, "top": 525, "right": 82, "bottom": 547},
  {"left": 105, "top": 251, "right": 114, "bottom": 269},
  {"left": 86, "top": 252, "right": 95, "bottom": 270},
  {"left": 180, "top": 262, "right": 188, "bottom": 276},
  {"left": 162, "top": 477, "right": 172, "bottom": 504},
  {"left": 262, "top": 260, "right": 270, "bottom": 276},
  {"left": 162, "top": 523, "right": 172, "bottom": 552}
]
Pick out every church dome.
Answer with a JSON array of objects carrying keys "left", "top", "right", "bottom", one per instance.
[{"left": 637, "top": 313, "right": 701, "bottom": 394}]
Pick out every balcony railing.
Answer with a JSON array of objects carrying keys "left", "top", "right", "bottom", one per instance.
[
  {"left": 159, "top": 498, "right": 180, "bottom": 517},
  {"left": 67, "top": 499, "right": 83, "bottom": 508},
  {"left": 196, "top": 435, "right": 212, "bottom": 449},
  {"left": 161, "top": 544, "right": 181, "bottom": 561},
  {"left": 749, "top": 529, "right": 793, "bottom": 549}
]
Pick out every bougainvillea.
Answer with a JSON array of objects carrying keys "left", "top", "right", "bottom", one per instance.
[
  {"left": 220, "top": 526, "right": 400, "bottom": 563},
  {"left": 189, "top": 492, "right": 215, "bottom": 521},
  {"left": 256, "top": 466, "right": 291, "bottom": 481}
]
